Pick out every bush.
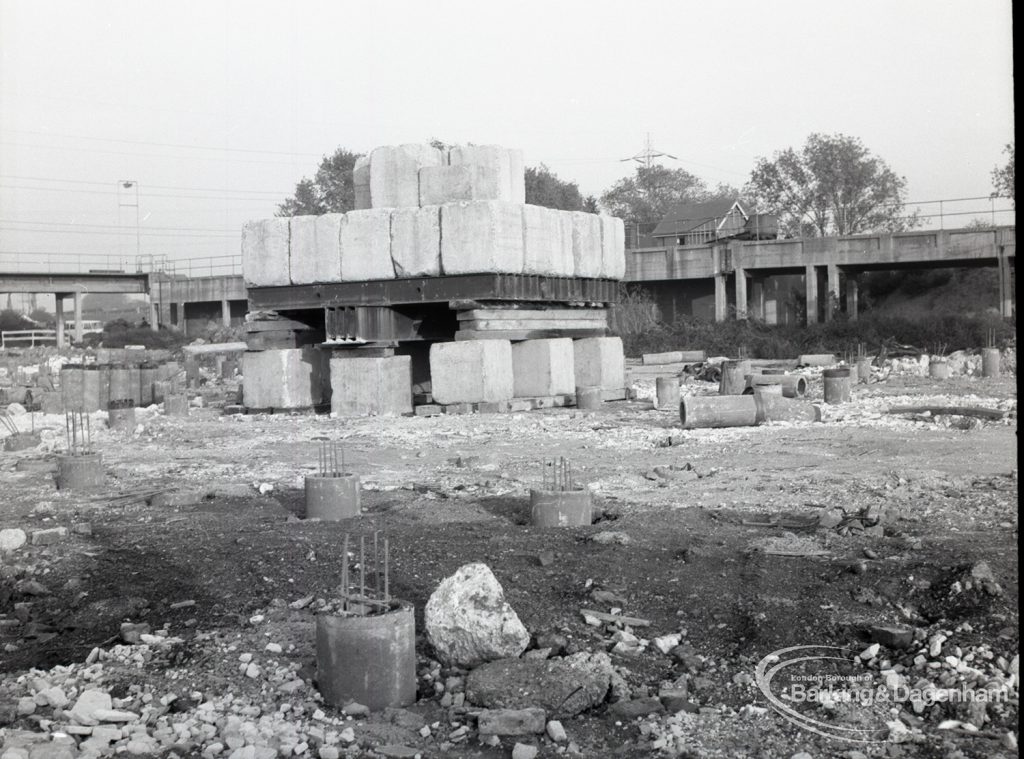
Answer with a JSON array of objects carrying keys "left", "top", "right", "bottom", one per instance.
[{"left": 83, "top": 321, "right": 188, "bottom": 350}]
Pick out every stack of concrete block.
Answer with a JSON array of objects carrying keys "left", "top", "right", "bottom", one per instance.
[
  {"left": 429, "top": 340, "right": 514, "bottom": 405},
  {"left": 511, "top": 338, "right": 575, "bottom": 397},
  {"left": 241, "top": 347, "right": 327, "bottom": 409},
  {"left": 241, "top": 143, "right": 626, "bottom": 286},
  {"left": 330, "top": 356, "right": 412, "bottom": 416}
]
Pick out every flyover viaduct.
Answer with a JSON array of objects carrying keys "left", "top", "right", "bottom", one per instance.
[{"left": 624, "top": 225, "right": 1015, "bottom": 324}]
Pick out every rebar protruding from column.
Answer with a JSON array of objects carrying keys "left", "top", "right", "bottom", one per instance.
[
  {"left": 337, "top": 530, "right": 392, "bottom": 616},
  {"left": 65, "top": 410, "right": 92, "bottom": 455},
  {"left": 316, "top": 438, "right": 345, "bottom": 478},
  {"left": 542, "top": 457, "right": 575, "bottom": 491}
]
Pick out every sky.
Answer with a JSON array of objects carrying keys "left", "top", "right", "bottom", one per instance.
[{"left": 0, "top": 0, "right": 1015, "bottom": 278}]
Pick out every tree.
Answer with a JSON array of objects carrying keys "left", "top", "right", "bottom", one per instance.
[
  {"left": 525, "top": 164, "right": 597, "bottom": 212},
  {"left": 600, "top": 165, "right": 737, "bottom": 225},
  {"left": 278, "top": 148, "right": 363, "bottom": 216},
  {"left": 991, "top": 143, "right": 1014, "bottom": 205},
  {"left": 745, "top": 133, "right": 913, "bottom": 237}
]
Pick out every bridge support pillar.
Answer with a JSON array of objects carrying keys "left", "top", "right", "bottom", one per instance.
[
  {"left": 55, "top": 295, "right": 66, "bottom": 349},
  {"left": 998, "top": 256, "right": 1014, "bottom": 318},
  {"left": 735, "top": 267, "right": 748, "bottom": 320},
  {"left": 221, "top": 298, "right": 231, "bottom": 328},
  {"left": 177, "top": 302, "right": 187, "bottom": 335},
  {"left": 846, "top": 275, "right": 859, "bottom": 320},
  {"left": 825, "top": 264, "right": 840, "bottom": 321},
  {"left": 149, "top": 299, "right": 159, "bottom": 331},
  {"left": 73, "top": 290, "right": 83, "bottom": 344},
  {"left": 714, "top": 274, "right": 728, "bottom": 322},
  {"left": 805, "top": 265, "right": 818, "bottom": 324}
]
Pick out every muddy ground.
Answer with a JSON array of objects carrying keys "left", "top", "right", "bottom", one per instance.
[{"left": 0, "top": 367, "right": 1018, "bottom": 759}]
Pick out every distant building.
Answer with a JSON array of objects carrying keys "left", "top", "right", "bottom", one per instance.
[{"left": 649, "top": 199, "right": 778, "bottom": 247}]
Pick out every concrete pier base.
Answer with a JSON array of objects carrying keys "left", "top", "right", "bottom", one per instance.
[
  {"left": 572, "top": 337, "right": 625, "bottom": 393},
  {"left": 330, "top": 356, "right": 412, "bottom": 416},
  {"left": 511, "top": 338, "right": 575, "bottom": 398},
  {"left": 430, "top": 340, "right": 514, "bottom": 405},
  {"left": 242, "top": 348, "right": 327, "bottom": 409}
]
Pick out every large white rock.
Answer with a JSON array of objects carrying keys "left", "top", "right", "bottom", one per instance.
[
  {"left": 430, "top": 340, "right": 514, "bottom": 404},
  {"left": 353, "top": 155, "right": 371, "bottom": 210},
  {"left": 512, "top": 339, "right": 575, "bottom": 397},
  {"left": 0, "top": 528, "right": 27, "bottom": 552},
  {"left": 599, "top": 215, "right": 626, "bottom": 280},
  {"left": 425, "top": 563, "right": 530, "bottom": 668},
  {"left": 241, "top": 218, "right": 290, "bottom": 286},
  {"left": 448, "top": 145, "right": 526, "bottom": 204},
  {"left": 522, "top": 205, "right": 573, "bottom": 276},
  {"left": 368, "top": 144, "right": 443, "bottom": 208},
  {"left": 340, "top": 209, "right": 395, "bottom": 281},
  {"left": 289, "top": 214, "right": 343, "bottom": 284},
  {"left": 573, "top": 337, "right": 625, "bottom": 392},
  {"left": 571, "top": 212, "right": 603, "bottom": 279},
  {"left": 440, "top": 201, "right": 524, "bottom": 275},
  {"left": 391, "top": 206, "right": 441, "bottom": 277},
  {"left": 69, "top": 688, "right": 113, "bottom": 726},
  {"left": 418, "top": 164, "right": 503, "bottom": 206}
]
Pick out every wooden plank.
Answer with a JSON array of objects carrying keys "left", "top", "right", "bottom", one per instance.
[
  {"left": 579, "top": 609, "right": 651, "bottom": 627},
  {"left": 455, "top": 328, "right": 608, "bottom": 341}
]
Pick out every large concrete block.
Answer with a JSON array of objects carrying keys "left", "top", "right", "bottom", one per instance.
[
  {"left": 599, "top": 215, "right": 626, "bottom": 280},
  {"left": 242, "top": 218, "right": 290, "bottom": 286},
  {"left": 353, "top": 155, "right": 371, "bottom": 210},
  {"left": 523, "top": 205, "right": 573, "bottom": 276},
  {"left": 330, "top": 356, "right": 412, "bottom": 416},
  {"left": 512, "top": 338, "right": 575, "bottom": 397},
  {"left": 573, "top": 337, "right": 625, "bottom": 392},
  {"left": 340, "top": 209, "right": 395, "bottom": 281},
  {"left": 440, "top": 201, "right": 524, "bottom": 275},
  {"left": 571, "top": 211, "right": 603, "bottom": 279},
  {"left": 369, "top": 144, "right": 443, "bottom": 208},
  {"left": 430, "top": 340, "right": 514, "bottom": 404},
  {"left": 418, "top": 164, "right": 503, "bottom": 206},
  {"left": 447, "top": 145, "right": 526, "bottom": 204},
  {"left": 391, "top": 206, "right": 441, "bottom": 277},
  {"left": 289, "top": 214, "right": 343, "bottom": 284},
  {"left": 241, "top": 348, "right": 326, "bottom": 409}
]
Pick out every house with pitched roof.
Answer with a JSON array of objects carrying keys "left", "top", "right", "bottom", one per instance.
[{"left": 649, "top": 199, "right": 777, "bottom": 247}]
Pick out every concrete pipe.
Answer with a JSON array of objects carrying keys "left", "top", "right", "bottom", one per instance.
[
  {"left": 56, "top": 453, "right": 104, "bottom": 491},
  {"left": 718, "top": 359, "right": 752, "bottom": 396},
  {"left": 981, "top": 348, "right": 1000, "bottom": 378},
  {"left": 655, "top": 377, "right": 680, "bottom": 410},
  {"left": 60, "top": 367, "right": 85, "bottom": 412},
  {"left": 530, "top": 488, "right": 593, "bottom": 527},
  {"left": 139, "top": 366, "right": 156, "bottom": 406},
  {"left": 856, "top": 357, "right": 873, "bottom": 384},
  {"left": 305, "top": 474, "right": 361, "bottom": 520},
  {"left": 576, "top": 386, "right": 602, "bottom": 411},
  {"left": 799, "top": 354, "right": 837, "bottom": 367},
  {"left": 745, "top": 374, "right": 807, "bottom": 398},
  {"left": 164, "top": 394, "right": 189, "bottom": 417},
  {"left": 754, "top": 394, "right": 823, "bottom": 424},
  {"left": 680, "top": 395, "right": 758, "bottom": 429},
  {"left": 316, "top": 602, "right": 416, "bottom": 711},
  {"left": 822, "top": 368, "right": 852, "bottom": 404},
  {"left": 928, "top": 360, "right": 949, "bottom": 380},
  {"left": 108, "top": 367, "right": 133, "bottom": 405}
]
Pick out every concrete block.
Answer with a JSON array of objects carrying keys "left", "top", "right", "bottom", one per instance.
[
  {"left": 448, "top": 145, "right": 526, "bottom": 204},
  {"left": 522, "top": 205, "right": 574, "bottom": 276},
  {"left": 430, "top": 340, "right": 514, "bottom": 405},
  {"left": 418, "top": 164, "right": 503, "bottom": 205},
  {"left": 391, "top": 206, "right": 441, "bottom": 277},
  {"left": 599, "top": 215, "right": 626, "bottom": 280},
  {"left": 512, "top": 338, "right": 575, "bottom": 397},
  {"left": 242, "top": 218, "right": 290, "bottom": 287},
  {"left": 330, "top": 356, "right": 412, "bottom": 416},
  {"left": 369, "top": 144, "right": 443, "bottom": 208},
  {"left": 573, "top": 337, "right": 625, "bottom": 392},
  {"left": 571, "top": 211, "right": 603, "bottom": 278},
  {"left": 340, "top": 209, "right": 395, "bottom": 281},
  {"left": 241, "top": 348, "right": 326, "bottom": 409},
  {"left": 415, "top": 404, "right": 443, "bottom": 417},
  {"left": 440, "top": 201, "right": 524, "bottom": 275},
  {"left": 289, "top": 214, "right": 343, "bottom": 284},
  {"left": 353, "top": 154, "right": 371, "bottom": 210}
]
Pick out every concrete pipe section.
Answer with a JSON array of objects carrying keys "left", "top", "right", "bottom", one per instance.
[
  {"left": 745, "top": 374, "right": 807, "bottom": 398},
  {"left": 305, "top": 473, "right": 361, "bottom": 520},
  {"left": 982, "top": 348, "right": 1001, "bottom": 378},
  {"left": 575, "top": 386, "right": 602, "bottom": 411},
  {"left": 822, "top": 368, "right": 852, "bottom": 404},
  {"left": 56, "top": 454, "right": 105, "bottom": 491},
  {"left": 754, "top": 394, "right": 822, "bottom": 424},
  {"left": 680, "top": 395, "right": 758, "bottom": 429},
  {"left": 655, "top": 377, "right": 680, "bottom": 410},
  {"left": 316, "top": 602, "right": 416, "bottom": 711},
  {"left": 929, "top": 360, "right": 950, "bottom": 380},
  {"left": 530, "top": 488, "right": 593, "bottom": 527}
]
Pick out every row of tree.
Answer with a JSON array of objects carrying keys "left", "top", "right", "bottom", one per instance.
[{"left": 278, "top": 135, "right": 1015, "bottom": 239}]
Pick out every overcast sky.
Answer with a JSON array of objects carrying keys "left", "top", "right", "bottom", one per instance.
[{"left": 0, "top": 0, "right": 1015, "bottom": 272}]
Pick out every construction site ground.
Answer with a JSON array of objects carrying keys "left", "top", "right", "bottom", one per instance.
[{"left": 0, "top": 369, "right": 1018, "bottom": 759}]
